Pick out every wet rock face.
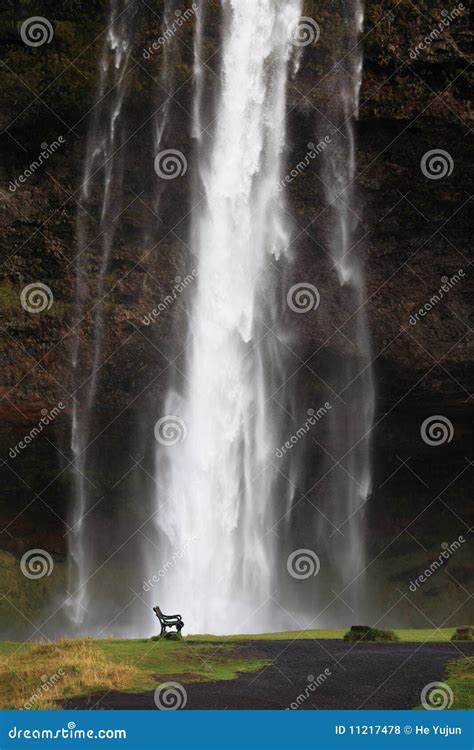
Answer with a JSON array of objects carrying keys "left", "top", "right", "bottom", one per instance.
[
  {"left": 0, "top": 1, "right": 472, "bottom": 631},
  {"left": 0, "top": 0, "right": 471, "bottom": 407}
]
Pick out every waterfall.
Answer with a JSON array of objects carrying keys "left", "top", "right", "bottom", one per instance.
[
  {"left": 191, "top": 0, "right": 205, "bottom": 140},
  {"left": 317, "top": 0, "right": 375, "bottom": 616},
  {"left": 154, "top": 0, "right": 302, "bottom": 634},
  {"left": 67, "top": 0, "right": 135, "bottom": 628},
  {"left": 62, "top": 0, "right": 374, "bottom": 637}
]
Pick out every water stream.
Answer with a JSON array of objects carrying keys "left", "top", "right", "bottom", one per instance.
[
  {"left": 154, "top": 0, "right": 302, "bottom": 633},
  {"left": 318, "top": 0, "right": 375, "bottom": 615},
  {"left": 68, "top": 0, "right": 136, "bottom": 629},
  {"left": 66, "top": 0, "right": 373, "bottom": 636}
]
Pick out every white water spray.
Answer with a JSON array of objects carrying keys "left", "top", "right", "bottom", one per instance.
[
  {"left": 155, "top": 0, "right": 302, "bottom": 634},
  {"left": 67, "top": 0, "right": 134, "bottom": 628},
  {"left": 63, "top": 0, "right": 374, "bottom": 637},
  {"left": 319, "top": 0, "right": 375, "bottom": 613}
]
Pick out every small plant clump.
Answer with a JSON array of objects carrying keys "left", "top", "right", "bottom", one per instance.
[
  {"left": 343, "top": 626, "right": 400, "bottom": 642},
  {"left": 451, "top": 626, "right": 473, "bottom": 641}
]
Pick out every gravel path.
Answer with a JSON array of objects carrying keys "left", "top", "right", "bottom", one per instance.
[{"left": 64, "top": 639, "right": 474, "bottom": 710}]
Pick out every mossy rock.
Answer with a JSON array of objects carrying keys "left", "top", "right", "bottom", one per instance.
[
  {"left": 451, "top": 626, "right": 473, "bottom": 641},
  {"left": 344, "top": 626, "right": 400, "bottom": 642}
]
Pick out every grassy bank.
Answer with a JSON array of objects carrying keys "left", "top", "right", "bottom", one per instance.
[
  {"left": 0, "top": 628, "right": 468, "bottom": 709},
  {"left": 414, "top": 656, "right": 474, "bottom": 710},
  {"left": 445, "top": 657, "right": 474, "bottom": 710},
  {"left": 0, "top": 638, "right": 268, "bottom": 710},
  {"left": 187, "top": 628, "right": 458, "bottom": 642}
]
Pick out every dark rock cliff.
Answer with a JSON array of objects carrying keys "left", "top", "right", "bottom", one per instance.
[{"left": 0, "top": 0, "right": 472, "bottom": 633}]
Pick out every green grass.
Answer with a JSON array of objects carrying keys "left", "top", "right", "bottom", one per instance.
[
  {"left": 398, "top": 629, "right": 456, "bottom": 643},
  {"left": 0, "top": 631, "right": 469, "bottom": 710},
  {"left": 97, "top": 638, "right": 269, "bottom": 688},
  {"left": 414, "top": 657, "right": 474, "bottom": 710},
  {"left": 343, "top": 627, "right": 399, "bottom": 642},
  {"left": 0, "top": 550, "right": 67, "bottom": 637},
  {"left": 445, "top": 657, "right": 474, "bottom": 710},
  {"left": 0, "top": 638, "right": 269, "bottom": 709},
  {"left": 187, "top": 628, "right": 457, "bottom": 642}
]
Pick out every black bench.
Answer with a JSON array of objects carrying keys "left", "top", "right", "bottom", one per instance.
[{"left": 153, "top": 605, "right": 184, "bottom": 637}]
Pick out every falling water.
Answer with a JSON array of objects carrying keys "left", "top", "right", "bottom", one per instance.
[
  {"left": 67, "top": 0, "right": 135, "bottom": 628},
  {"left": 318, "top": 0, "right": 375, "bottom": 615},
  {"left": 191, "top": 0, "right": 205, "bottom": 140},
  {"left": 155, "top": 0, "right": 302, "bottom": 633},
  {"left": 150, "top": 0, "right": 177, "bottom": 218},
  {"left": 63, "top": 0, "right": 374, "bottom": 636}
]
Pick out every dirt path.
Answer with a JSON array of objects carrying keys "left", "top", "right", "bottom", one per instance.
[{"left": 63, "top": 639, "right": 474, "bottom": 710}]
